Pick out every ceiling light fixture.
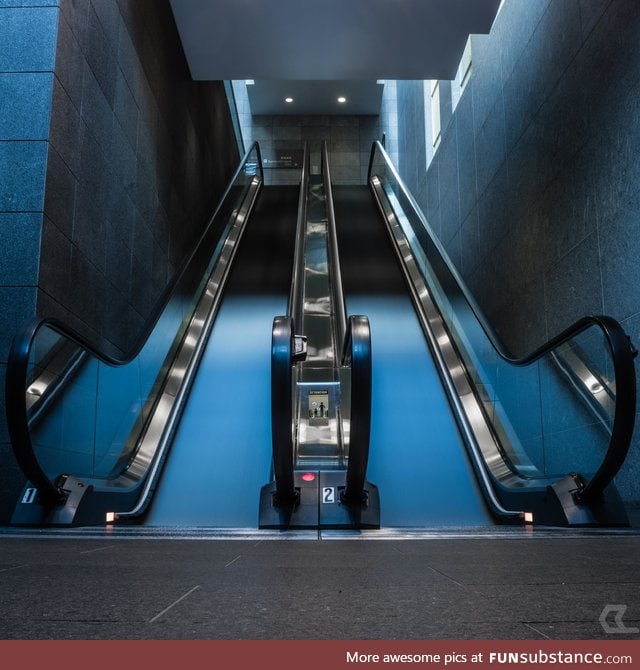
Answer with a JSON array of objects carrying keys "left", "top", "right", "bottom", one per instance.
[
  {"left": 337, "top": 96, "right": 347, "bottom": 103},
  {"left": 285, "top": 97, "right": 294, "bottom": 103}
]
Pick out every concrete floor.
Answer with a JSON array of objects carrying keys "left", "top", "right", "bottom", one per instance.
[{"left": 0, "top": 527, "right": 639, "bottom": 640}]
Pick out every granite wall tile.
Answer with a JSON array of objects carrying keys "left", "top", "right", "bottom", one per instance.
[
  {"left": 0, "top": 0, "right": 58, "bottom": 5},
  {"left": 474, "top": 97, "right": 506, "bottom": 197},
  {"left": 59, "top": 0, "right": 89, "bottom": 51},
  {"left": 0, "top": 212, "right": 42, "bottom": 284},
  {"left": 39, "top": 215, "right": 71, "bottom": 299},
  {"left": 492, "top": 0, "right": 550, "bottom": 82},
  {"left": 544, "top": 232, "right": 603, "bottom": 337},
  {"left": 0, "top": 4, "right": 60, "bottom": 519},
  {"left": 0, "top": 73, "right": 53, "bottom": 139},
  {"left": 0, "top": 7, "right": 58, "bottom": 71},
  {"left": 48, "top": 75, "right": 81, "bottom": 175},
  {"left": 455, "top": 89, "right": 477, "bottom": 225},
  {"left": 0, "top": 140, "right": 48, "bottom": 211},
  {"left": 599, "top": 186, "right": 640, "bottom": 323},
  {"left": 0, "top": 286, "right": 37, "bottom": 360}
]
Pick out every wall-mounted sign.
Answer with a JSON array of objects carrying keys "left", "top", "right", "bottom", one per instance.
[
  {"left": 308, "top": 389, "right": 329, "bottom": 425},
  {"left": 262, "top": 148, "right": 303, "bottom": 168}
]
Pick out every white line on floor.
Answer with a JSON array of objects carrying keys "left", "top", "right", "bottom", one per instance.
[{"left": 149, "top": 585, "right": 200, "bottom": 623}]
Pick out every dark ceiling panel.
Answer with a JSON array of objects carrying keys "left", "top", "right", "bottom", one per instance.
[
  {"left": 170, "top": 0, "right": 501, "bottom": 81},
  {"left": 247, "top": 81, "right": 385, "bottom": 115}
]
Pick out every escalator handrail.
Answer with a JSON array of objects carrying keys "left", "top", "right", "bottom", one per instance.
[
  {"left": 5, "top": 142, "right": 264, "bottom": 504},
  {"left": 271, "top": 316, "right": 298, "bottom": 505},
  {"left": 274, "top": 143, "right": 307, "bottom": 505},
  {"left": 341, "top": 315, "right": 372, "bottom": 505},
  {"left": 578, "top": 318, "right": 636, "bottom": 502},
  {"left": 322, "top": 140, "right": 348, "bottom": 354},
  {"left": 368, "top": 140, "right": 637, "bottom": 502},
  {"left": 288, "top": 143, "right": 310, "bottom": 326}
]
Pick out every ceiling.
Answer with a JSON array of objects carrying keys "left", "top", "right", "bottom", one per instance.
[
  {"left": 246, "top": 81, "right": 385, "bottom": 116},
  {"left": 169, "top": 0, "right": 501, "bottom": 115}
]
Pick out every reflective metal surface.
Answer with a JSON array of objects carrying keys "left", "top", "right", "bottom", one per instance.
[
  {"left": 291, "top": 144, "right": 347, "bottom": 470},
  {"left": 300, "top": 179, "right": 338, "bottom": 369}
]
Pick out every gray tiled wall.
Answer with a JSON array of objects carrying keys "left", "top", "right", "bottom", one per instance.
[
  {"left": 394, "top": 0, "right": 640, "bottom": 505},
  {"left": 41, "top": 0, "right": 239, "bottom": 357}
]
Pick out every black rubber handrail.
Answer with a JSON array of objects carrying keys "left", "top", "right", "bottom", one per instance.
[
  {"left": 577, "top": 316, "right": 636, "bottom": 503},
  {"left": 288, "top": 143, "right": 309, "bottom": 328},
  {"left": 269, "top": 142, "right": 311, "bottom": 507},
  {"left": 6, "top": 143, "right": 264, "bottom": 504},
  {"left": 270, "top": 316, "right": 298, "bottom": 506},
  {"left": 341, "top": 315, "right": 372, "bottom": 505},
  {"left": 321, "top": 140, "right": 348, "bottom": 354},
  {"left": 368, "top": 140, "right": 637, "bottom": 502}
]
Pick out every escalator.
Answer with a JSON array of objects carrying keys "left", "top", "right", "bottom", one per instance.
[
  {"left": 328, "top": 141, "right": 636, "bottom": 527},
  {"left": 7, "top": 143, "right": 299, "bottom": 527},
  {"left": 6, "top": 138, "right": 637, "bottom": 529},
  {"left": 334, "top": 186, "right": 492, "bottom": 526},
  {"left": 259, "top": 142, "right": 379, "bottom": 529},
  {"left": 146, "top": 185, "right": 298, "bottom": 526}
]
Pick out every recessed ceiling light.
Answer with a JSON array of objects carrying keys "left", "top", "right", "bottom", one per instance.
[
  {"left": 285, "top": 97, "right": 294, "bottom": 103},
  {"left": 337, "top": 96, "right": 347, "bottom": 103}
]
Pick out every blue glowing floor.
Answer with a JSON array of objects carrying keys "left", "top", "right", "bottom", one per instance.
[
  {"left": 347, "top": 296, "right": 492, "bottom": 527},
  {"left": 148, "top": 291, "right": 492, "bottom": 528},
  {"left": 145, "top": 295, "right": 283, "bottom": 527}
]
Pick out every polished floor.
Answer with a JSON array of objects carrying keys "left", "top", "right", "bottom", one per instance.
[{"left": 0, "top": 526, "right": 639, "bottom": 640}]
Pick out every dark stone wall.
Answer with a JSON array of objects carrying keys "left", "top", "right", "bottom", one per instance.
[
  {"left": 41, "top": 0, "right": 239, "bottom": 357},
  {"left": 0, "top": 0, "right": 239, "bottom": 521},
  {"left": 395, "top": 0, "right": 640, "bottom": 504}
]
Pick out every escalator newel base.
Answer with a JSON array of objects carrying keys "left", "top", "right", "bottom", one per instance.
[
  {"left": 259, "top": 471, "right": 380, "bottom": 530},
  {"left": 547, "top": 474, "right": 630, "bottom": 527},
  {"left": 11, "top": 476, "right": 93, "bottom": 527},
  {"left": 259, "top": 472, "right": 318, "bottom": 529},
  {"left": 319, "top": 471, "right": 380, "bottom": 529}
]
